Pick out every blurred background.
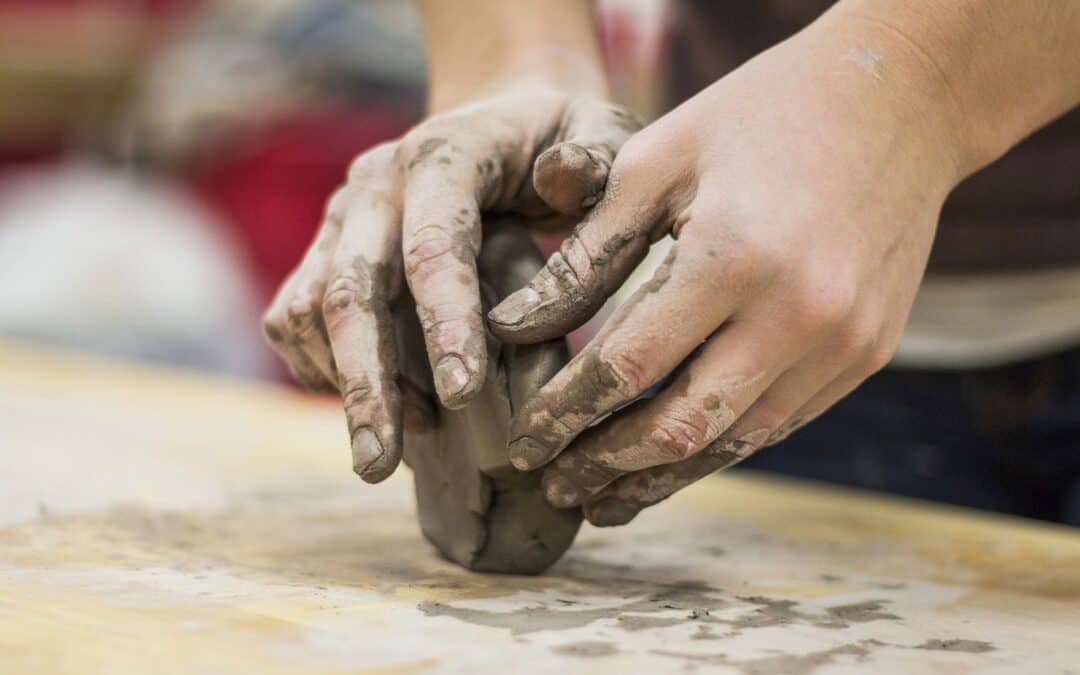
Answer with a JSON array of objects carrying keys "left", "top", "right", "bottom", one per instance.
[
  {"left": 4, "top": 0, "right": 1077, "bottom": 526},
  {"left": 0, "top": 0, "right": 666, "bottom": 380}
]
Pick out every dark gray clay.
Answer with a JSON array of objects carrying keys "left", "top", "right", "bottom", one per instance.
[{"left": 395, "top": 218, "right": 581, "bottom": 574}]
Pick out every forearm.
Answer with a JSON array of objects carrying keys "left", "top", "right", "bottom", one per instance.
[
  {"left": 823, "top": 0, "right": 1080, "bottom": 179},
  {"left": 419, "top": 0, "right": 607, "bottom": 113}
]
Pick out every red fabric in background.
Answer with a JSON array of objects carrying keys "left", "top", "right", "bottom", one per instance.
[
  {"left": 0, "top": 0, "right": 194, "bottom": 12},
  {"left": 191, "top": 103, "right": 417, "bottom": 303}
]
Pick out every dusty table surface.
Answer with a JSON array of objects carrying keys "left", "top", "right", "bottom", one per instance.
[{"left": 1, "top": 341, "right": 1078, "bottom": 675}]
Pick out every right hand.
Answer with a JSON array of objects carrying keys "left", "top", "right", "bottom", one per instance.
[{"left": 261, "top": 87, "right": 639, "bottom": 483}]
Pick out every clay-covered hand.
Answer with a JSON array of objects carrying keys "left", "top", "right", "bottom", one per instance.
[
  {"left": 489, "top": 20, "right": 968, "bottom": 525},
  {"left": 262, "top": 88, "right": 639, "bottom": 482}
]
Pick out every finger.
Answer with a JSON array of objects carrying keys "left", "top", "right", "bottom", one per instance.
[
  {"left": 488, "top": 148, "right": 678, "bottom": 344},
  {"left": 325, "top": 157, "right": 405, "bottom": 483},
  {"left": 763, "top": 323, "right": 896, "bottom": 446},
  {"left": 764, "top": 368, "right": 869, "bottom": 447},
  {"left": 262, "top": 188, "right": 348, "bottom": 390},
  {"left": 582, "top": 438, "right": 749, "bottom": 527},
  {"left": 507, "top": 242, "right": 751, "bottom": 471},
  {"left": 533, "top": 102, "right": 642, "bottom": 215},
  {"left": 399, "top": 135, "right": 489, "bottom": 409},
  {"left": 264, "top": 294, "right": 331, "bottom": 391},
  {"left": 721, "top": 356, "right": 850, "bottom": 451},
  {"left": 541, "top": 318, "right": 795, "bottom": 507},
  {"left": 285, "top": 191, "right": 349, "bottom": 384}
]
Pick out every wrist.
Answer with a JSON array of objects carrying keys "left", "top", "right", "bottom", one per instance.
[
  {"left": 428, "top": 52, "right": 609, "bottom": 114},
  {"left": 823, "top": 0, "right": 1080, "bottom": 184},
  {"left": 801, "top": 9, "right": 975, "bottom": 190},
  {"left": 421, "top": 0, "right": 608, "bottom": 114}
]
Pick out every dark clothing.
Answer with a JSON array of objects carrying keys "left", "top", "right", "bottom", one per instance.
[
  {"left": 743, "top": 346, "right": 1080, "bottom": 525},
  {"left": 670, "top": 1, "right": 1080, "bottom": 276}
]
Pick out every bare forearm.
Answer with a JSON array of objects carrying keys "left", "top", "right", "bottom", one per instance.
[
  {"left": 419, "top": 0, "right": 606, "bottom": 112},
  {"left": 824, "top": 0, "right": 1080, "bottom": 177}
]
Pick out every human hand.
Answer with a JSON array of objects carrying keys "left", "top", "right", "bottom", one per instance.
[
  {"left": 261, "top": 87, "right": 639, "bottom": 482},
  {"left": 489, "top": 19, "right": 967, "bottom": 525}
]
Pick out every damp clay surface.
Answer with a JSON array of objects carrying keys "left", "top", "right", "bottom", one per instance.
[{"left": 397, "top": 218, "right": 580, "bottom": 574}]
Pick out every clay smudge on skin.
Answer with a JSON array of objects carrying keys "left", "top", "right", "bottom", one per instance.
[
  {"left": 489, "top": 185, "right": 653, "bottom": 338},
  {"left": 585, "top": 440, "right": 743, "bottom": 526},
  {"left": 335, "top": 257, "right": 402, "bottom": 481},
  {"left": 638, "top": 247, "right": 677, "bottom": 295},
  {"left": 842, "top": 47, "right": 884, "bottom": 81},
  {"left": 509, "top": 351, "right": 637, "bottom": 466},
  {"left": 607, "top": 106, "right": 643, "bottom": 134},
  {"left": 406, "top": 137, "right": 449, "bottom": 170},
  {"left": 532, "top": 143, "right": 608, "bottom": 214},
  {"left": 263, "top": 322, "right": 285, "bottom": 344},
  {"left": 544, "top": 385, "right": 740, "bottom": 508}
]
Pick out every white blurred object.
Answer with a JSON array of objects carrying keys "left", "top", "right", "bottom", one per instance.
[{"left": 0, "top": 161, "right": 269, "bottom": 377}]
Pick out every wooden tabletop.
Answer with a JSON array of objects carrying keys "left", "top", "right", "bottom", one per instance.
[{"left": 2, "top": 341, "right": 1078, "bottom": 674}]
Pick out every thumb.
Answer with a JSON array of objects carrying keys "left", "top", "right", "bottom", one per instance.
[{"left": 532, "top": 101, "right": 641, "bottom": 216}]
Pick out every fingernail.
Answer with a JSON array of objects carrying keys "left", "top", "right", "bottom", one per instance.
[
  {"left": 352, "top": 427, "right": 385, "bottom": 480},
  {"left": 488, "top": 287, "right": 541, "bottom": 327},
  {"left": 543, "top": 472, "right": 585, "bottom": 508},
  {"left": 586, "top": 499, "right": 638, "bottom": 527},
  {"left": 509, "top": 436, "right": 550, "bottom": 471},
  {"left": 434, "top": 355, "right": 471, "bottom": 401}
]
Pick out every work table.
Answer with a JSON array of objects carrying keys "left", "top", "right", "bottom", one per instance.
[{"left": 2, "top": 341, "right": 1078, "bottom": 674}]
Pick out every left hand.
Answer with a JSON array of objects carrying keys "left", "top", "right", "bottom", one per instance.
[{"left": 488, "top": 17, "right": 968, "bottom": 526}]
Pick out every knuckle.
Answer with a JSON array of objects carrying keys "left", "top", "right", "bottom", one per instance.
[
  {"left": 348, "top": 142, "right": 397, "bottom": 182},
  {"left": 864, "top": 339, "right": 897, "bottom": 375},
  {"left": 648, "top": 409, "right": 710, "bottom": 462},
  {"left": 545, "top": 234, "right": 594, "bottom": 294},
  {"left": 712, "top": 233, "right": 777, "bottom": 293},
  {"left": 261, "top": 310, "right": 287, "bottom": 345},
  {"left": 341, "top": 376, "right": 376, "bottom": 412},
  {"left": 404, "top": 225, "right": 472, "bottom": 282},
  {"left": 321, "top": 274, "right": 364, "bottom": 317},
  {"left": 832, "top": 313, "right": 879, "bottom": 360},
  {"left": 323, "top": 186, "right": 351, "bottom": 225},
  {"left": 322, "top": 259, "right": 385, "bottom": 318},
  {"left": 285, "top": 294, "right": 321, "bottom": 336},
  {"left": 414, "top": 302, "right": 479, "bottom": 342},
  {"left": 792, "top": 281, "right": 857, "bottom": 333},
  {"left": 398, "top": 128, "right": 457, "bottom": 172},
  {"left": 596, "top": 346, "right": 653, "bottom": 398}
]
